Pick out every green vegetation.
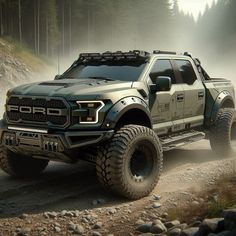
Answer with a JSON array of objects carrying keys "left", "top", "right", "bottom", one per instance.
[
  {"left": 168, "top": 176, "right": 236, "bottom": 223},
  {"left": 207, "top": 177, "right": 236, "bottom": 218},
  {"left": 0, "top": 37, "right": 51, "bottom": 72}
]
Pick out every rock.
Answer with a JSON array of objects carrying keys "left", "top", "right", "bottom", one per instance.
[
  {"left": 168, "top": 228, "right": 181, "bottom": 236},
  {"left": 150, "top": 220, "right": 167, "bottom": 234},
  {"left": 74, "top": 210, "right": 80, "bottom": 217},
  {"left": 39, "top": 232, "right": 47, "bottom": 236},
  {"left": 198, "top": 218, "right": 223, "bottom": 234},
  {"left": 91, "top": 231, "right": 102, "bottom": 236},
  {"left": 178, "top": 224, "right": 188, "bottom": 230},
  {"left": 68, "top": 222, "right": 77, "bottom": 231},
  {"left": 165, "top": 220, "right": 181, "bottom": 229},
  {"left": 37, "top": 227, "right": 46, "bottom": 232},
  {"left": 192, "top": 201, "right": 200, "bottom": 207},
  {"left": 107, "top": 208, "right": 117, "bottom": 214},
  {"left": 137, "top": 222, "right": 153, "bottom": 233},
  {"left": 180, "top": 227, "right": 199, "bottom": 236},
  {"left": 153, "top": 195, "right": 161, "bottom": 200},
  {"left": 14, "top": 228, "right": 31, "bottom": 236},
  {"left": 60, "top": 210, "right": 67, "bottom": 216},
  {"left": 82, "top": 217, "right": 89, "bottom": 223},
  {"left": 73, "top": 224, "right": 85, "bottom": 235},
  {"left": 64, "top": 211, "right": 74, "bottom": 217},
  {"left": 54, "top": 222, "right": 61, "bottom": 227},
  {"left": 162, "top": 213, "right": 169, "bottom": 218},
  {"left": 91, "top": 213, "right": 98, "bottom": 218},
  {"left": 19, "top": 214, "right": 28, "bottom": 219},
  {"left": 191, "top": 221, "right": 202, "bottom": 227},
  {"left": 224, "top": 209, "right": 236, "bottom": 230},
  {"left": 54, "top": 226, "right": 61, "bottom": 233},
  {"left": 93, "top": 222, "right": 103, "bottom": 229},
  {"left": 152, "top": 202, "right": 162, "bottom": 208},
  {"left": 43, "top": 211, "right": 57, "bottom": 219},
  {"left": 136, "top": 219, "right": 145, "bottom": 225}
]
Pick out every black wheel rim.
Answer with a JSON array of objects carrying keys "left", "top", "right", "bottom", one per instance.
[{"left": 129, "top": 140, "right": 155, "bottom": 182}]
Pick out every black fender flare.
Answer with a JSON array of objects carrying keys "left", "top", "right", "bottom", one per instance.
[
  {"left": 211, "top": 91, "right": 235, "bottom": 122},
  {"left": 102, "top": 97, "right": 152, "bottom": 129}
]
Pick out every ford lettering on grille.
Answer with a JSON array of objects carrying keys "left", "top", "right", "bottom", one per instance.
[
  {"left": 6, "top": 97, "right": 69, "bottom": 127},
  {"left": 7, "top": 105, "right": 63, "bottom": 116}
]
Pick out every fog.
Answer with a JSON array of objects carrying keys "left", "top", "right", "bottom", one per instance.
[{"left": 1, "top": 0, "right": 236, "bottom": 117}]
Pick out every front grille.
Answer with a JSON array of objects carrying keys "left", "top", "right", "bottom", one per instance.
[{"left": 6, "top": 96, "right": 69, "bottom": 127}]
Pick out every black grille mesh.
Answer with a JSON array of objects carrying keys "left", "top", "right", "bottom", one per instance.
[{"left": 6, "top": 97, "right": 68, "bottom": 127}]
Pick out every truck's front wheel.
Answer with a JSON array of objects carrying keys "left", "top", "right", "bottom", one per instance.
[
  {"left": 96, "top": 125, "right": 163, "bottom": 199},
  {"left": 210, "top": 108, "right": 236, "bottom": 157},
  {"left": 0, "top": 147, "right": 49, "bottom": 177}
]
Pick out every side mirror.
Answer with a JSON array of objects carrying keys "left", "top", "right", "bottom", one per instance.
[
  {"left": 54, "top": 74, "right": 61, "bottom": 80},
  {"left": 156, "top": 76, "right": 172, "bottom": 91},
  {"left": 149, "top": 76, "right": 172, "bottom": 93}
]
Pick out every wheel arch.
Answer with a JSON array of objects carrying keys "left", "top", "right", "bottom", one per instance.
[
  {"left": 210, "top": 91, "right": 235, "bottom": 122},
  {"left": 102, "top": 97, "right": 152, "bottom": 129}
]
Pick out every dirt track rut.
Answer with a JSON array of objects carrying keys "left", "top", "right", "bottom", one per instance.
[{"left": 0, "top": 140, "right": 235, "bottom": 221}]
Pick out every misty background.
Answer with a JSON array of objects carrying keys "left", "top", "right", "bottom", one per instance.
[{"left": 0, "top": 0, "right": 235, "bottom": 85}]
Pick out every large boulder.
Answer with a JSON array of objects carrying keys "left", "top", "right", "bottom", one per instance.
[
  {"left": 223, "top": 209, "right": 236, "bottom": 231},
  {"left": 198, "top": 218, "right": 224, "bottom": 235}
]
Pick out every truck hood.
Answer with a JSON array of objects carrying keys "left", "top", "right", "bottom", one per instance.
[{"left": 8, "top": 79, "right": 133, "bottom": 100}]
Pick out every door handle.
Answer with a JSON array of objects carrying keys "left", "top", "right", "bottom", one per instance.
[
  {"left": 198, "top": 92, "right": 204, "bottom": 98},
  {"left": 177, "top": 94, "right": 184, "bottom": 102}
]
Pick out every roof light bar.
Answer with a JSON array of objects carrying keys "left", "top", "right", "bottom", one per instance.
[
  {"left": 153, "top": 50, "right": 177, "bottom": 55},
  {"left": 79, "top": 50, "right": 150, "bottom": 61}
]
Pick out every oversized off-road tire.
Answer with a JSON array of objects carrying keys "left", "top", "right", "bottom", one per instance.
[
  {"left": 96, "top": 125, "right": 163, "bottom": 199},
  {"left": 210, "top": 108, "right": 236, "bottom": 157},
  {"left": 0, "top": 146, "right": 49, "bottom": 177}
]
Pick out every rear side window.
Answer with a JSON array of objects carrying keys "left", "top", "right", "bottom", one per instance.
[
  {"left": 149, "top": 59, "right": 176, "bottom": 84},
  {"left": 175, "top": 60, "right": 197, "bottom": 85}
]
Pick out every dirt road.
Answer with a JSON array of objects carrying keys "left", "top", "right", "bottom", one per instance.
[{"left": 0, "top": 140, "right": 235, "bottom": 235}]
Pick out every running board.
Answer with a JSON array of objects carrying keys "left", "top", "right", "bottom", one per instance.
[{"left": 160, "top": 130, "right": 205, "bottom": 152}]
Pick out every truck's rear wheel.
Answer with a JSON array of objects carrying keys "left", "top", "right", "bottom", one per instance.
[
  {"left": 0, "top": 146, "right": 49, "bottom": 177},
  {"left": 96, "top": 125, "right": 163, "bottom": 199},
  {"left": 210, "top": 108, "right": 236, "bottom": 157}
]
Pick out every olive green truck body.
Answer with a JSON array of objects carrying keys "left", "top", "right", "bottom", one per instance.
[{"left": 0, "top": 50, "right": 235, "bottom": 199}]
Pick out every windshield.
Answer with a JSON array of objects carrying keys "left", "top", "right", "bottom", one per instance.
[{"left": 60, "top": 61, "right": 147, "bottom": 81}]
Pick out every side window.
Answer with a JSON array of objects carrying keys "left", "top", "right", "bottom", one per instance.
[
  {"left": 149, "top": 59, "right": 176, "bottom": 84},
  {"left": 175, "top": 60, "right": 197, "bottom": 85}
]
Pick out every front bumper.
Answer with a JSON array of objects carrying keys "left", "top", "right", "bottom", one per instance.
[{"left": 0, "top": 120, "right": 114, "bottom": 161}]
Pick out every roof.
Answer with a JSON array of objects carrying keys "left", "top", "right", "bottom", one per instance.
[{"left": 78, "top": 50, "right": 193, "bottom": 61}]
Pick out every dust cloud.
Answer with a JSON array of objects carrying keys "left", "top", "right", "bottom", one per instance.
[{"left": 1, "top": 0, "right": 236, "bottom": 118}]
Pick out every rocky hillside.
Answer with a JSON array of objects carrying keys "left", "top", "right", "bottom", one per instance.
[{"left": 0, "top": 38, "right": 55, "bottom": 116}]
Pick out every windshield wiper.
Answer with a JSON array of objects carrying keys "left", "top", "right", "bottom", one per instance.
[{"left": 87, "top": 76, "right": 115, "bottom": 81}]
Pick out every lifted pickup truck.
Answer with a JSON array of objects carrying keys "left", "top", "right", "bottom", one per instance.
[{"left": 0, "top": 50, "right": 235, "bottom": 199}]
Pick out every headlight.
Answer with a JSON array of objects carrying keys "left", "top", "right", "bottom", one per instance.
[{"left": 76, "top": 101, "right": 105, "bottom": 124}]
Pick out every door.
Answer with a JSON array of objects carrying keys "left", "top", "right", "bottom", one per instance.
[
  {"left": 148, "top": 59, "right": 185, "bottom": 135},
  {"left": 174, "top": 59, "right": 205, "bottom": 128}
]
